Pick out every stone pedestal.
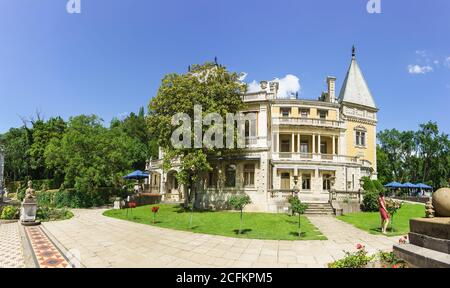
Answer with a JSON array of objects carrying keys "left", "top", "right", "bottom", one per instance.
[
  {"left": 20, "top": 200, "right": 40, "bottom": 225},
  {"left": 113, "top": 198, "right": 125, "bottom": 209},
  {"left": 394, "top": 218, "right": 450, "bottom": 268}
]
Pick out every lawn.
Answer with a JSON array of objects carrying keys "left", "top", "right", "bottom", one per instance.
[
  {"left": 104, "top": 204, "right": 327, "bottom": 240},
  {"left": 337, "top": 203, "right": 425, "bottom": 236}
]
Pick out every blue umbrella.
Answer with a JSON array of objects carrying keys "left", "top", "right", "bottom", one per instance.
[
  {"left": 384, "top": 182, "right": 404, "bottom": 188},
  {"left": 123, "top": 170, "right": 149, "bottom": 180},
  {"left": 403, "top": 182, "right": 418, "bottom": 189},
  {"left": 415, "top": 183, "right": 432, "bottom": 189}
]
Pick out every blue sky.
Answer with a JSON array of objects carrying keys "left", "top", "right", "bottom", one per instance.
[{"left": 0, "top": 0, "right": 449, "bottom": 134}]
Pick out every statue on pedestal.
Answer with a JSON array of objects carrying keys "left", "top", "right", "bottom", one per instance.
[{"left": 20, "top": 180, "right": 40, "bottom": 226}]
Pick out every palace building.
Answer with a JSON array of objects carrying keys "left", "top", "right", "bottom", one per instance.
[{"left": 147, "top": 49, "right": 378, "bottom": 213}]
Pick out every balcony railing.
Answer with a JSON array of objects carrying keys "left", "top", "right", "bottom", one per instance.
[
  {"left": 242, "top": 93, "right": 268, "bottom": 102},
  {"left": 273, "top": 117, "right": 344, "bottom": 128},
  {"left": 273, "top": 152, "right": 360, "bottom": 164}
]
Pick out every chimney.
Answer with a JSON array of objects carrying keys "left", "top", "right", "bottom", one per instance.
[{"left": 326, "top": 76, "right": 336, "bottom": 103}]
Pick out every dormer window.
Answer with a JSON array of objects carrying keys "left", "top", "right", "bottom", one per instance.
[
  {"left": 299, "top": 108, "right": 310, "bottom": 118},
  {"left": 280, "top": 108, "right": 291, "bottom": 117},
  {"left": 318, "top": 110, "right": 328, "bottom": 119}
]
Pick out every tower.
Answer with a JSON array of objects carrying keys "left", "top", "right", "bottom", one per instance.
[{"left": 339, "top": 47, "right": 378, "bottom": 178}]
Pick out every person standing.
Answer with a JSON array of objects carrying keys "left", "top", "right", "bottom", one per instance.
[{"left": 378, "top": 192, "right": 390, "bottom": 234}]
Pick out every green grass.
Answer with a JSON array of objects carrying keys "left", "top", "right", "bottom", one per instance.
[
  {"left": 337, "top": 203, "right": 425, "bottom": 236},
  {"left": 103, "top": 204, "right": 327, "bottom": 241}
]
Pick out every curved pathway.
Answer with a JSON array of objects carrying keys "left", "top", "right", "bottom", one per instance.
[{"left": 42, "top": 209, "right": 399, "bottom": 268}]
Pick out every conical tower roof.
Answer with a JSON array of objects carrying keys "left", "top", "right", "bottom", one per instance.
[{"left": 339, "top": 47, "right": 377, "bottom": 109}]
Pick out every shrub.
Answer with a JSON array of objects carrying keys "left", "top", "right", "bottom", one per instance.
[
  {"left": 362, "top": 191, "right": 379, "bottom": 212},
  {"left": 1, "top": 206, "right": 20, "bottom": 220},
  {"left": 37, "top": 191, "right": 56, "bottom": 207},
  {"left": 373, "top": 180, "right": 385, "bottom": 193},
  {"left": 37, "top": 206, "right": 73, "bottom": 222},
  {"left": 328, "top": 245, "right": 374, "bottom": 268},
  {"left": 362, "top": 176, "right": 376, "bottom": 192}
]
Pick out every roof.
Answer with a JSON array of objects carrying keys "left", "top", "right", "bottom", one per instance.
[{"left": 339, "top": 54, "right": 377, "bottom": 109}]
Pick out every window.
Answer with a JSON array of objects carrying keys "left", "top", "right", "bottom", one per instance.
[
  {"left": 300, "top": 142, "right": 309, "bottom": 153},
  {"left": 243, "top": 164, "right": 255, "bottom": 187},
  {"left": 244, "top": 112, "right": 257, "bottom": 138},
  {"left": 323, "top": 174, "right": 332, "bottom": 191},
  {"left": 318, "top": 110, "right": 328, "bottom": 119},
  {"left": 208, "top": 171, "right": 217, "bottom": 188},
  {"left": 302, "top": 174, "right": 311, "bottom": 190},
  {"left": 225, "top": 165, "right": 236, "bottom": 187},
  {"left": 355, "top": 130, "right": 367, "bottom": 146},
  {"left": 281, "top": 173, "right": 290, "bottom": 190},
  {"left": 280, "top": 108, "right": 291, "bottom": 117},
  {"left": 300, "top": 109, "right": 310, "bottom": 118},
  {"left": 320, "top": 143, "right": 327, "bottom": 154},
  {"left": 281, "top": 139, "right": 291, "bottom": 152}
]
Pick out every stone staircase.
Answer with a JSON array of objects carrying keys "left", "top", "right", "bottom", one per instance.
[{"left": 304, "top": 202, "right": 335, "bottom": 216}]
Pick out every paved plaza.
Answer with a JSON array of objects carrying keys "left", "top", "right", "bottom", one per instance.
[
  {"left": 0, "top": 222, "right": 25, "bottom": 268},
  {"left": 37, "top": 209, "right": 399, "bottom": 268}
]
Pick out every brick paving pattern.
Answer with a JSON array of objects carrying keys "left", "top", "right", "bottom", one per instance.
[
  {"left": 43, "top": 209, "right": 400, "bottom": 268},
  {"left": 0, "top": 222, "right": 26, "bottom": 268},
  {"left": 26, "top": 226, "right": 70, "bottom": 268}
]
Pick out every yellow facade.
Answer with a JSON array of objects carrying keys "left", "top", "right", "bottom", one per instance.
[{"left": 345, "top": 120, "right": 376, "bottom": 170}]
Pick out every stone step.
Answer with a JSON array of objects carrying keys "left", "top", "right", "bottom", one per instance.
[{"left": 393, "top": 244, "right": 450, "bottom": 268}]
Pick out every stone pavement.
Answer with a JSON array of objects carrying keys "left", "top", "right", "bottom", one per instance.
[
  {"left": 42, "top": 209, "right": 400, "bottom": 268},
  {"left": 0, "top": 222, "right": 25, "bottom": 268}
]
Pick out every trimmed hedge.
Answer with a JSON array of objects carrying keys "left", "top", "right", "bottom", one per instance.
[{"left": 36, "top": 187, "right": 129, "bottom": 209}]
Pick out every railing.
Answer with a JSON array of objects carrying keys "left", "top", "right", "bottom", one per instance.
[
  {"left": 273, "top": 117, "right": 344, "bottom": 128},
  {"left": 245, "top": 136, "right": 267, "bottom": 147},
  {"left": 242, "top": 93, "right": 268, "bottom": 102},
  {"left": 273, "top": 153, "right": 359, "bottom": 163},
  {"left": 269, "top": 189, "right": 295, "bottom": 199},
  {"left": 329, "top": 190, "right": 363, "bottom": 203}
]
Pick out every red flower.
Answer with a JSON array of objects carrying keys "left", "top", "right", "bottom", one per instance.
[
  {"left": 152, "top": 206, "right": 160, "bottom": 213},
  {"left": 356, "top": 243, "right": 364, "bottom": 250},
  {"left": 392, "top": 264, "right": 399, "bottom": 268}
]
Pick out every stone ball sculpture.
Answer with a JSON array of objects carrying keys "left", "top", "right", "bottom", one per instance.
[{"left": 432, "top": 188, "right": 450, "bottom": 217}]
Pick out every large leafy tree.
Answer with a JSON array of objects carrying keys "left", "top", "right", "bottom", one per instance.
[
  {"left": 28, "top": 117, "right": 67, "bottom": 179},
  {"left": 0, "top": 127, "right": 31, "bottom": 182},
  {"left": 377, "top": 121, "right": 450, "bottom": 189},
  {"left": 147, "top": 62, "right": 246, "bottom": 205},
  {"left": 44, "top": 115, "right": 146, "bottom": 192},
  {"left": 110, "top": 107, "right": 158, "bottom": 169}
]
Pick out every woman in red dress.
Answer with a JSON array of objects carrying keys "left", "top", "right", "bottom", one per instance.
[{"left": 378, "top": 192, "right": 390, "bottom": 234}]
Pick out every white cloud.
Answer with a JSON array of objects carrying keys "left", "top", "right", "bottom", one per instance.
[
  {"left": 245, "top": 74, "right": 301, "bottom": 98},
  {"left": 247, "top": 80, "right": 261, "bottom": 93},
  {"left": 415, "top": 50, "right": 428, "bottom": 58},
  {"left": 407, "top": 64, "right": 433, "bottom": 74},
  {"left": 444, "top": 57, "right": 450, "bottom": 68},
  {"left": 274, "top": 74, "right": 301, "bottom": 98}
]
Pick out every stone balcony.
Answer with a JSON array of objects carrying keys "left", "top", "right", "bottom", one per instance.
[
  {"left": 273, "top": 117, "right": 345, "bottom": 129},
  {"left": 272, "top": 152, "right": 371, "bottom": 166}
]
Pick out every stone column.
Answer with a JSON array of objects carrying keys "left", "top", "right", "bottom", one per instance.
[
  {"left": 297, "top": 133, "right": 301, "bottom": 153},
  {"left": 291, "top": 134, "right": 295, "bottom": 153},
  {"left": 332, "top": 136, "right": 336, "bottom": 155},
  {"left": 318, "top": 134, "right": 321, "bottom": 154},
  {"left": 312, "top": 134, "right": 316, "bottom": 154}
]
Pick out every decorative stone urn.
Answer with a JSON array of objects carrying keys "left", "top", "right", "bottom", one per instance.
[
  {"left": 432, "top": 188, "right": 450, "bottom": 217},
  {"left": 20, "top": 180, "right": 40, "bottom": 226}
]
